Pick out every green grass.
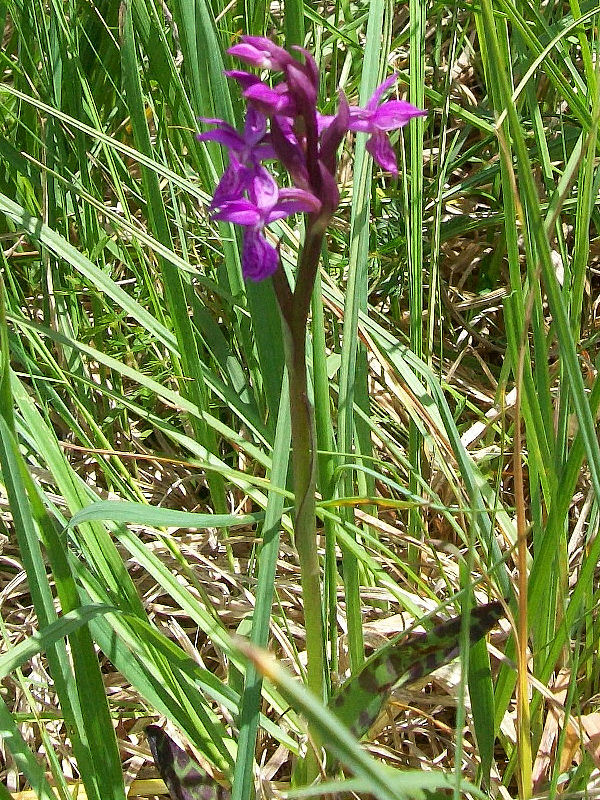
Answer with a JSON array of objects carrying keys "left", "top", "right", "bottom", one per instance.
[{"left": 0, "top": 0, "right": 599, "bottom": 799}]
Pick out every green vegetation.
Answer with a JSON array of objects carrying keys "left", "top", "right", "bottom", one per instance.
[{"left": 0, "top": 1, "right": 599, "bottom": 799}]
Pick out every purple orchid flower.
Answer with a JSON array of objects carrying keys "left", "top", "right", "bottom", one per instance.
[
  {"left": 347, "top": 74, "right": 427, "bottom": 175},
  {"left": 226, "top": 38, "right": 318, "bottom": 129},
  {"left": 228, "top": 36, "right": 294, "bottom": 71},
  {"left": 212, "top": 168, "right": 321, "bottom": 281},
  {"left": 203, "top": 38, "right": 427, "bottom": 282},
  {"left": 243, "top": 81, "right": 297, "bottom": 118},
  {"left": 197, "top": 107, "right": 274, "bottom": 206}
]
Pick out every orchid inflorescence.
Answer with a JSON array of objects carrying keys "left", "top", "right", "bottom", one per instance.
[
  {"left": 198, "top": 41, "right": 426, "bottom": 762},
  {"left": 199, "top": 36, "right": 427, "bottom": 283}
]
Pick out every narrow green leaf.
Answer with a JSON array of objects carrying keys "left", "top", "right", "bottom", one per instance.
[
  {"left": 337, "top": 0, "right": 387, "bottom": 673},
  {"left": 231, "top": 383, "right": 291, "bottom": 800},
  {"left": 69, "top": 501, "right": 266, "bottom": 530},
  {"left": 468, "top": 636, "right": 496, "bottom": 786},
  {"left": 0, "top": 605, "right": 115, "bottom": 679}
]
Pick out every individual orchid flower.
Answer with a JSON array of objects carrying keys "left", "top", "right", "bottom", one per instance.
[
  {"left": 228, "top": 36, "right": 294, "bottom": 71},
  {"left": 242, "top": 81, "right": 297, "bottom": 118},
  {"left": 197, "top": 107, "right": 273, "bottom": 206},
  {"left": 347, "top": 74, "right": 427, "bottom": 175},
  {"left": 225, "top": 68, "right": 298, "bottom": 118},
  {"left": 212, "top": 168, "right": 321, "bottom": 281}
]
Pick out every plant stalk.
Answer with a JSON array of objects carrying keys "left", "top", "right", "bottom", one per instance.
[{"left": 274, "top": 219, "right": 327, "bottom": 783}]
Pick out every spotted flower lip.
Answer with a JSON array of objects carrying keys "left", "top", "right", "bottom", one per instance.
[
  {"left": 212, "top": 168, "right": 321, "bottom": 281},
  {"left": 197, "top": 107, "right": 274, "bottom": 206}
]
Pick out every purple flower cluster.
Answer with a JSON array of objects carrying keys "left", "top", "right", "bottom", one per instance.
[{"left": 199, "top": 36, "right": 427, "bottom": 282}]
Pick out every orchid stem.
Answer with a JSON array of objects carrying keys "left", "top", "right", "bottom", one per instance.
[
  {"left": 287, "top": 335, "right": 325, "bottom": 783},
  {"left": 275, "top": 222, "right": 326, "bottom": 784}
]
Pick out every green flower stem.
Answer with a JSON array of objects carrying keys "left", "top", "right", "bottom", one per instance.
[
  {"left": 274, "top": 219, "right": 328, "bottom": 783},
  {"left": 288, "top": 339, "right": 325, "bottom": 685}
]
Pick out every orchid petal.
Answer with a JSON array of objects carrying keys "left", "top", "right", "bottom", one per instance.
[
  {"left": 240, "top": 36, "right": 293, "bottom": 69},
  {"left": 366, "top": 73, "right": 398, "bottom": 110},
  {"left": 196, "top": 126, "right": 245, "bottom": 150},
  {"left": 317, "top": 162, "right": 340, "bottom": 213},
  {"left": 366, "top": 130, "right": 398, "bottom": 175},
  {"left": 211, "top": 160, "right": 251, "bottom": 207},
  {"left": 212, "top": 199, "right": 262, "bottom": 226},
  {"left": 268, "top": 188, "right": 322, "bottom": 220},
  {"left": 254, "top": 142, "right": 277, "bottom": 161},
  {"left": 286, "top": 62, "right": 317, "bottom": 107},
  {"left": 270, "top": 117, "right": 310, "bottom": 189},
  {"left": 317, "top": 113, "right": 335, "bottom": 134},
  {"left": 346, "top": 107, "right": 375, "bottom": 133},
  {"left": 224, "top": 69, "right": 261, "bottom": 90},
  {"left": 244, "top": 82, "right": 296, "bottom": 116},
  {"left": 291, "top": 46, "right": 320, "bottom": 92},
  {"left": 250, "top": 168, "right": 279, "bottom": 215},
  {"left": 227, "top": 43, "right": 272, "bottom": 69},
  {"left": 244, "top": 106, "right": 268, "bottom": 145},
  {"left": 320, "top": 91, "right": 350, "bottom": 173},
  {"left": 371, "top": 100, "right": 427, "bottom": 130},
  {"left": 198, "top": 116, "right": 229, "bottom": 126},
  {"left": 242, "top": 228, "right": 279, "bottom": 281},
  {"left": 229, "top": 37, "right": 292, "bottom": 71}
]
